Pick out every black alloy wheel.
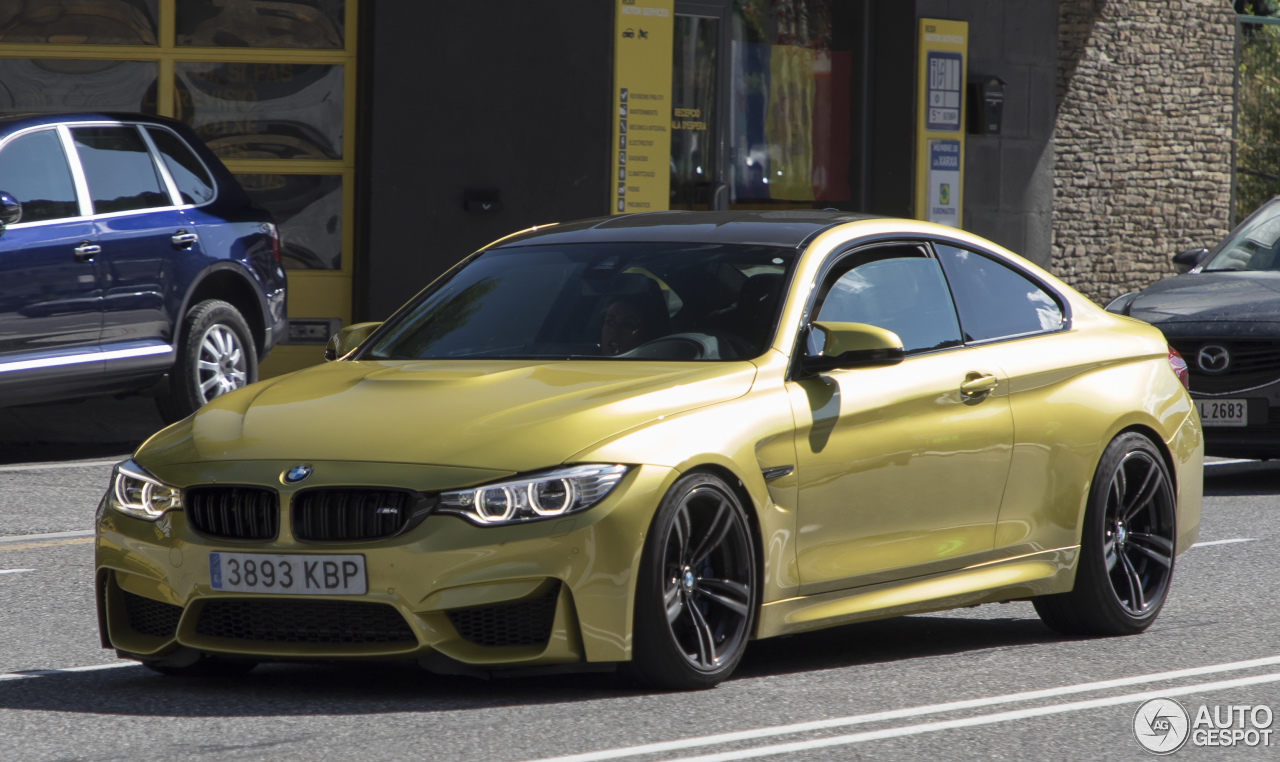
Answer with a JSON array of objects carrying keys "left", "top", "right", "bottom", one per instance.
[
  {"left": 1035, "top": 432, "right": 1177, "bottom": 636},
  {"left": 627, "top": 472, "right": 757, "bottom": 690}
]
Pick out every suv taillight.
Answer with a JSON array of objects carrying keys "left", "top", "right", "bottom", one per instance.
[
  {"left": 266, "top": 220, "right": 281, "bottom": 263},
  {"left": 1168, "top": 345, "right": 1189, "bottom": 390}
]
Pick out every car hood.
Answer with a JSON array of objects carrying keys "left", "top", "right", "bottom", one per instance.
[
  {"left": 1129, "top": 272, "right": 1280, "bottom": 324},
  {"left": 138, "top": 359, "right": 758, "bottom": 472}
]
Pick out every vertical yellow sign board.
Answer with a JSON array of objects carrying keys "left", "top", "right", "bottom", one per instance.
[
  {"left": 914, "top": 19, "right": 968, "bottom": 228},
  {"left": 612, "top": 0, "right": 674, "bottom": 214}
]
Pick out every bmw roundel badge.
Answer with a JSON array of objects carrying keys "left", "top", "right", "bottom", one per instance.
[{"left": 283, "top": 464, "right": 313, "bottom": 484}]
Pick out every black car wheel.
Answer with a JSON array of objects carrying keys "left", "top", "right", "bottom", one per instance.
[
  {"left": 626, "top": 472, "right": 757, "bottom": 690},
  {"left": 157, "top": 299, "right": 258, "bottom": 422},
  {"left": 1035, "top": 432, "right": 1177, "bottom": 636}
]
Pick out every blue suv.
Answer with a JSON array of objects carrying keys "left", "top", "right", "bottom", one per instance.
[{"left": 0, "top": 113, "right": 287, "bottom": 422}]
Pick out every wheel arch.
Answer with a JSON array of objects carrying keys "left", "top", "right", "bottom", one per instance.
[{"left": 179, "top": 265, "right": 268, "bottom": 358}]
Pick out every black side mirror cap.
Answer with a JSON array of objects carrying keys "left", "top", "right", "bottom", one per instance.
[
  {"left": 1172, "top": 247, "right": 1210, "bottom": 271},
  {"left": 0, "top": 191, "right": 21, "bottom": 228}
]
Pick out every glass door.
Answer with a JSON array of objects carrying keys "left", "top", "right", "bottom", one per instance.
[{"left": 671, "top": 9, "right": 723, "bottom": 210}]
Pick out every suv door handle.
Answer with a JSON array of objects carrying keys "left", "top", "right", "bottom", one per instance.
[
  {"left": 73, "top": 242, "right": 101, "bottom": 263},
  {"left": 172, "top": 230, "right": 199, "bottom": 247},
  {"left": 960, "top": 374, "right": 998, "bottom": 397}
]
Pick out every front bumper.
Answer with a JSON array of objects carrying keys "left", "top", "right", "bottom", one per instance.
[
  {"left": 95, "top": 462, "right": 675, "bottom": 669},
  {"left": 1190, "top": 378, "right": 1280, "bottom": 458}
]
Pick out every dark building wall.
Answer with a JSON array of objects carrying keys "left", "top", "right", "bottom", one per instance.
[
  {"left": 915, "top": 0, "right": 1059, "bottom": 268},
  {"left": 360, "top": 1, "right": 613, "bottom": 321}
]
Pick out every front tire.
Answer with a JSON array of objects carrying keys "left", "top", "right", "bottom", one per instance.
[
  {"left": 1035, "top": 432, "right": 1177, "bottom": 636},
  {"left": 157, "top": 299, "right": 257, "bottom": 422},
  {"left": 626, "top": 472, "right": 757, "bottom": 690}
]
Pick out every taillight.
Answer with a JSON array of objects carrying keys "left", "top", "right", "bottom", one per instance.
[
  {"left": 1168, "top": 345, "right": 1189, "bottom": 390},
  {"left": 265, "top": 220, "right": 281, "bottom": 263}
]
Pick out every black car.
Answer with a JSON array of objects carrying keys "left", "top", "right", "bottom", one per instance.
[
  {"left": 0, "top": 113, "right": 287, "bottom": 421},
  {"left": 1107, "top": 197, "right": 1280, "bottom": 458}
]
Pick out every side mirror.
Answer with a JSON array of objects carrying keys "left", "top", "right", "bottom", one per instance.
[
  {"left": 800, "top": 321, "right": 904, "bottom": 373},
  {"left": 324, "top": 322, "right": 382, "bottom": 361},
  {"left": 0, "top": 191, "right": 21, "bottom": 228},
  {"left": 1172, "top": 247, "right": 1210, "bottom": 272}
]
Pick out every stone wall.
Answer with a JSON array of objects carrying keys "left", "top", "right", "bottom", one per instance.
[{"left": 1053, "top": 0, "right": 1236, "bottom": 304}]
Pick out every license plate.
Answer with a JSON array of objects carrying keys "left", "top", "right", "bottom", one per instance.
[
  {"left": 1196, "top": 399, "right": 1248, "bottom": 427},
  {"left": 209, "top": 552, "right": 367, "bottom": 595}
]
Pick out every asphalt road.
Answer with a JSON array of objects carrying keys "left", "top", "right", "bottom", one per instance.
[{"left": 1, "top": 453, "right": 1277, "bottom": 761}]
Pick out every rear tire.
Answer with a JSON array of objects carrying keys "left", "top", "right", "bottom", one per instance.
[
  {"left": 157, "top": 299, "right": 257, "bottom": 423},
  {"left": 624, "top": 472, "right": 757, "bottom": 691},
  {"left": 1035, "top": 432, "right": 1177, "bottom": 636}
]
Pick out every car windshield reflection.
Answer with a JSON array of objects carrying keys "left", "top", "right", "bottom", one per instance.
[
  {"left": 362, "top": 242, "right": 797, "bottom": 362},
  {"left": 1204, "top": 199, "right": 1280, "bottom": 272}
]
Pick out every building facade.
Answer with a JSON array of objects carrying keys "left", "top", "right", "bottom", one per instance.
[{"left": 0, "top": 0, "right": 1237, "bottom": 374}]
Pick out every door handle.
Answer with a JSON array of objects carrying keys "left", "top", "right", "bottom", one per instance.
[
  {"left": 172, "top": 230, "right": 199, "bottom": 248},
  {"left": 73, "top": 241, "right": 101, "bottom": 263},
  {"left": 960, "top": 374, "right": 998, "bottom": 397}
]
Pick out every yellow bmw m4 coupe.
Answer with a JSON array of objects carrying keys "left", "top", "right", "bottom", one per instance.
[{"left": 95, "top": 212, "right": 1202, "bottom": 689}]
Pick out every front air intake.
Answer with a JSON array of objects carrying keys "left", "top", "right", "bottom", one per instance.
[
  {"left": 122, "top": 590, "right": 183, "bottom": 639},
  {"left": 446, "top": 582, "right": 560, "bottom": 648},
  {"left": 185, "top": 486, "right": 280, "bottom": 541},
  {"left": 196, "top": 599, "right": 417, "bottom": 644}
]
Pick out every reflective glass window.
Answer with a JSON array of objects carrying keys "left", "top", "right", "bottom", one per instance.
[
  {"left": 174, "top": 62, "right": 344, "bottom": 159},
  {"left": 147, "top": 128, "right": 215, "bottom": 205},
  {"left": 176, "top": 0, "right": 344, "bottom": 49},
  {"left": 670, "top": 15, "right": 718, "bottom": 209},
  {"left": 0, "top": 59, "right": 157, "bottom": 115},
  {"left": 815, "top": 246, "right": 962, "bottom": 355},
  {"left": 236, "top": 173, "right": 342, "bottom": 270},
  {"left": 934, "top": 244, "right": 1064, "bottom": 342},
  {"left": 72, "top": 126, "right": 171, "bottom": 214},
  {"left": 0, "top": 130, "right": 80, "bottom": 223},
  {"left": 0, "top": 0, "right": 158, "bottom": 45},
  {"left": 729, "top": 0, "right": 853, "bottom": 208}
]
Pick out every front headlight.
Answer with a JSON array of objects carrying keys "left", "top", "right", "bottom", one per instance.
[
  {"left": 109, "top": 459, "right": 182, "bottom": 521},
  {"left": 438, "top": 464, "right": 629, "bottom": 526}
]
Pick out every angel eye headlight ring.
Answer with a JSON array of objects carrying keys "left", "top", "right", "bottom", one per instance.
[
  {"left": 439, "top": 465, "right": 628, "bottom": 526},
  {"left": 109, "top": 459, "right": 182, "bottom": 521}
]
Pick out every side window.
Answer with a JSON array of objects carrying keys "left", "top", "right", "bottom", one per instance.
[
  {"left": 0, "top": 130, "right": 80, "bottom": 223},
  {"left": 934, "top": 243, "right": 1064, "bottom": 342},
  {"left": 147, "top": 128, "right": 215, "bottom": 205},
  {"left": 814, "top": 245, "right": 963, "bottom": 355},
  {"left": 71, "top": 126, "right": 171, "bottom": 215}
]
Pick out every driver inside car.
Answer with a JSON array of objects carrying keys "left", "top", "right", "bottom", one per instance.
[{"left": 599, "top": 276, "right": 672, "bottom": 356}]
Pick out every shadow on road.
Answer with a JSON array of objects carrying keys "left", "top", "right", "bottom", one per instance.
[
  {"left": 0, "top": 613, "right": 1064, "bottom": 717},
  {"left": 0, "top": 397, "right": 164, "bottom": 466},
  {"left": 1202, "top": 460, "right": 1280, "bottom": 497}
]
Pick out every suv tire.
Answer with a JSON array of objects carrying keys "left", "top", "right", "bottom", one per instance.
[{"left": 157, "top": 299, "right": 257, "bottom": 423}]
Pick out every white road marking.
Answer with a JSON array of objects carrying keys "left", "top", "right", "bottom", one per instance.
[
  {"left": 1203, "top": 458, "right": 1259, "bottom": 466},
  {"left": 0, "top": 569, "right": 34, "bottom": 575},
  {"left": 526, "top": 654, "right": 1280, "bottom": 762},
  {"left": 658, "top": 672, "right": 1280, "bottom": 762},
  {"left": 0, "top": 662, "right": 136, "bottom": 683},
  {"left": 0, "top": 530, "right": 93, "bottom": 545},
  {"left": 1191, "top": 538, "right": 1256, "bottom": 548},
  {"left": 0, "top": 458, "right": 123, "bottom": 473}
]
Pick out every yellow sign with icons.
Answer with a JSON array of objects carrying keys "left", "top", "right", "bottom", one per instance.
[
  {"left": 914, "top": 19, "right": 968, "bottom": 228},
  {"left": 611, "top": 0, "right": 674, "bottom": 215}
]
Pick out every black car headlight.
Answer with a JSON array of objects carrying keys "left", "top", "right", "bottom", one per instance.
[
  {"left": 109, "top": 459, "right": 182, "bottom": 521},
  {"left": 438, "top": 464, "right": 629, "bottom": 526}
]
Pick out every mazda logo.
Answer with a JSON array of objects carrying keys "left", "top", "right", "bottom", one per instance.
[{"left": 1197, "top": 345, "right": 1230, "bottom": 373}]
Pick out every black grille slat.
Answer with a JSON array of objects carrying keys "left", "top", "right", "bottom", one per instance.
[
  {"left": 446, "top": 583, "right": 560, "bottom": 648},
  {"left": 1170, "top": 339, "right": 1280, "bottom": 394},
  {"left": 122, "top": 591, "right": 183, "bottom": 639},
  {"left": 292, "top": 489, "right": 419, "bottom": 542},
  {"left": 196, "top": 599, "right": 416, "bottom": 645},
  {"left": 186, "top": 486, "right": 279, "bottom": 541}
]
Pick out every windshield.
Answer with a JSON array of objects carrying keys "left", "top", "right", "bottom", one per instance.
[
  {"left": 1204, "top": 199, "right": 1280, "bottom": 272},
  {"left": 362, "top": 242, "right": 797, "bottom": 362}
]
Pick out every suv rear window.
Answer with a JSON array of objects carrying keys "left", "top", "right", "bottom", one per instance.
[
  {"left": 147, "top": 127, "right": 214, "bottom": 205},
  {"left": 72, "top": 126, "right": 171, "bottom": 214}
]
